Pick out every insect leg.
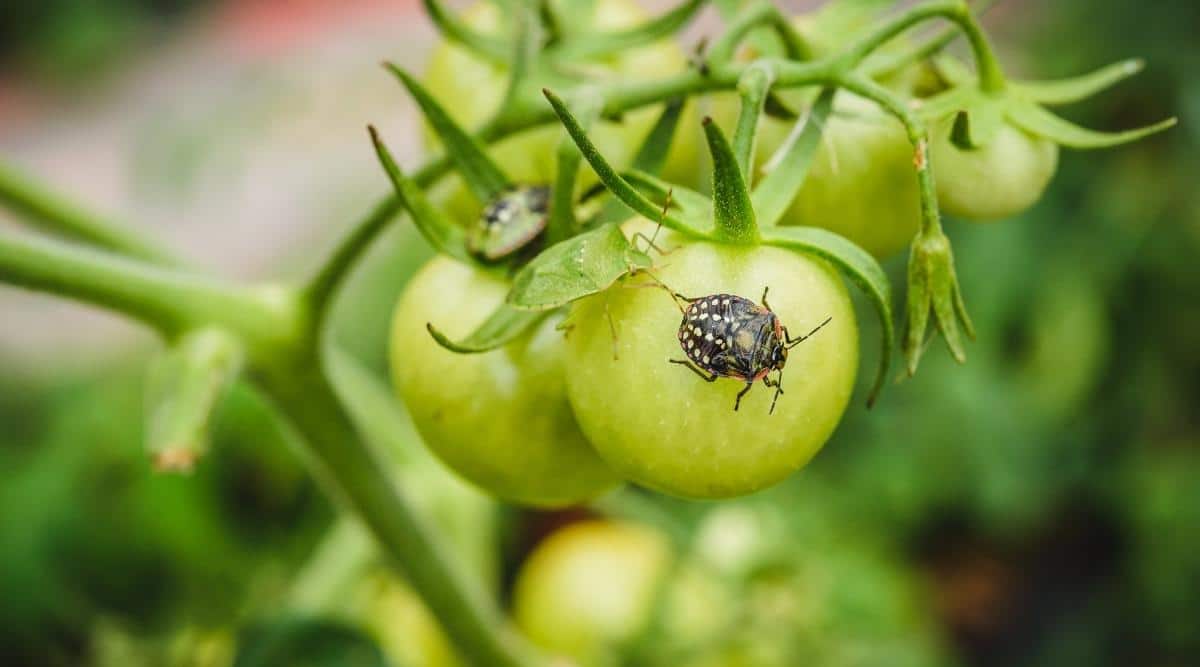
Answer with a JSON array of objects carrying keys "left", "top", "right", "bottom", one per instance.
[
  {"left": 733, "top": 381, "right": 754, "bottom": 411},
  {"left": 784, "top": 316, "right": 833, "bottom": 348},
  {"left": 763, "top": 370, "right": 785, "bottom": 415},
  {"left": 669, "top": 359, "right": 718, "bottom": 382},
  {"left": 761, "top": 286, "right": 772, "bottom": 311}
]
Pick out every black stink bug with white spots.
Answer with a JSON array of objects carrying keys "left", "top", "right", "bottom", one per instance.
[
  {"left": 468, "top": 185, "right": 551, "bottom": 261},
  {"left": 669, "top": 288, "right": 831, "bottom": 414}
]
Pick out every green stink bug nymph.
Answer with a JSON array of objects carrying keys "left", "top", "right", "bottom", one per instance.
[{"left": 468, "top": 185, "right": 551, "bottom": 262}]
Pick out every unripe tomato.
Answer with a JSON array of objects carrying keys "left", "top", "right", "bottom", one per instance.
[
  {"left": 772, "top": 92, "right": 923, "bottom": 259},
  {"left": 563, "top": 238, "right": 858, "bottom": 499},
  {"left": 929, "top": 115, "right": 1059, "bottom": 221},
  {"left": 424, "top": 0, "right": 702, "bottom": 222},
  {"left": 390, "top": 257, "right": 619, "bottom": 507},
  {"left": 512, "top": 520, "right": 672, "bottom": 665}
]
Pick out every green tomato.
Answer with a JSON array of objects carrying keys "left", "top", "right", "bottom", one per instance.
[
  {"left": 563, "top": 238, "right": 859, "bottom": 499},
  {"left": 357, "top": 572, "right": 461, "bottom": 667},
  {"left": 772, "top": 92, "right": 923, "bottom": 259},
  {"left": 389, "top": 257, "right": 619, "bottom": 507},
  {"left": 424, "top": 0, "right": 702, "bottom": 223},
  {"left": 512, "top": 520, "right": 672, "bottom": 665},
  {"left": 929, "top": 115, "right": 1059, "bottom": 221}
]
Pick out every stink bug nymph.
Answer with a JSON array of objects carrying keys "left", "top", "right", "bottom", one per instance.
[
  {"left": 468, "top": 185, "right": 551, "bottom": 261},
  {"left": 669, "top": 287, "right": 831, "bottom": 414}
]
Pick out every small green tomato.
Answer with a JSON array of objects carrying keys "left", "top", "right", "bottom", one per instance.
[
  {"left": 563, "top": 238, "right": 858, "bottom": 499},
  {"left": 390, "top": 257, "right": 619, "bottom": 507},
  {"left": 929, "top": 116, "right": 1059, "bottom": 221}
]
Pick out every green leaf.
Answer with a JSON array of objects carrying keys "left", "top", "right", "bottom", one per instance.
[
  {"left": 549, "top": 0, "right": 706, "bottom": 60},
  {"left": 369, "top": 126, "right": 473, "bottom": 264},
  {"left": 762, "top": 225, "right": 894, "bottom": 407},
  {"left": 1014, "top": 58, "right": 1145, "bottom": 105},
  {"left": 427, "top": 304, "right": 548, "bottom": 353},
  {"left": 549, "top": 88, "right": 604, "bottom": 244},
  {"left": 544, "top": 88, "right": 703, "bottom": 237},
  {"left": 752, "top": 87, "right": 835, "bottom": 228},
  {"left": 385, "top": 64, "right": 510, "bottom": 205},
  {"left": 1007, "top": 102, "right": 1177, "bottom": 149},
  {"left": 704, "top": 117, "right": 758, "bottom": 244},
  {"left": 595, "top": 98, "right": 686, "bottom": 226},
  {"left": 421, "top": 0, "right": 510, "bottom": 63},
  {"left": 145, "top": 328, "right": 243, "bottom": 473},
  {"left": 508, "top": 223, "right": 649, "bottom": 310},
  {"left": 732, "top": 63, "right": 775, "bottom": 180}
]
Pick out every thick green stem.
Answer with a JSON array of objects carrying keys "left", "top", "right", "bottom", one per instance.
[
  {"left": 257, "top": 366, "right": 543, "bottom": 667},
  {"left": 0, "top": 230, "right": 291, "bottom": 340},
  {"left": 0, "top": 161, "right": 179, "bottom": 265}
]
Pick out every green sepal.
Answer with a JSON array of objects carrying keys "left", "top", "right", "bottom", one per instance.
[
  {"left": 548, "top": 0, "right": 706, "bottom": 61},
  {"left": 1007, "top": 102, "right": 1176, "bottom": 150},
  {"left": 144, "top": 328, "right": 243, "bottom": 473},
  {"left": 1014, "top": 58, "right": 1145, "bottom": 106},
  {"left": 761, "top": 226, "right": 893, "bottom": 407},
  {"left": 704, "top": 118, "right": 758, "bottom": 244},
  {"left": 427, "top": 305, "right": 549, "bottom": 353},
  {"left": 421, "top": 0, "right": 509, "bottom": 63},
  {"left": 548, "top": 88, "right": 604, "bottom": 244},
  {"left": 948, "top": 97, "right": 1003, "bottom": 149},
  {"left": 752, "top": 88, "right": 835, "bottom": 228},
  {"left": 594, "top": 98, "right": 686, "bottom": 226},
  {"left": 902, "top": 231, "right": 975, "bottom": 375},
  {"left": 507, "top": 223, "right": 651, "bottom": 310},
  {"left": 732, "top": 62, "right": 775, "bottom": 179},
  {"left": 544, "top": 88, "right": 704, "bottom": 237},
  {"left": 369, "top": 126, "right": 474, "bottom": 265},
  {"left": 763, "top": 92, "right": 799, "bottom": 121},
  {"left": 385, "top": 64, "right": 511, "bottom": 205}
]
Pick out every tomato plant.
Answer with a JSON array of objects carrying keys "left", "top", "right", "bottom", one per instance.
[
  {"left": 0, "top": 0, "right": 1175, "bottom": 665},
  {"left": 563, "top": 240, "right": 858, "bottom": 499},
  {"left": 391, "top": 256, "right": 618, "bottom": 507}
]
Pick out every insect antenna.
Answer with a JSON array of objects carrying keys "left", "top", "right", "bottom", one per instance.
[{"left": 785, "top": 316, "right": 832, "bottom": 348}]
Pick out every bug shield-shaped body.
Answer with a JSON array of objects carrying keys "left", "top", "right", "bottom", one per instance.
[
  {"left": 468, "top": 185, "right": 551, "bottom": 261},
  {"left": 677, "top": 294, "right": 786, "bottom": 384}
]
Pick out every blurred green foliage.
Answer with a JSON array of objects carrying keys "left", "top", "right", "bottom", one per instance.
[{"left": 0, "top": 0, "right": 1197, "bottom": 665}]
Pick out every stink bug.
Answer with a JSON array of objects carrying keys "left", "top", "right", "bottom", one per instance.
[
  {"left": 468, "top": 185, "right": 551, "bottom": 261},
  {"left": 669, "top": 287, "right": 831, "bottom": 414}
]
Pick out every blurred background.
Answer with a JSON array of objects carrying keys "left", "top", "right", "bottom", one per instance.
[{"left": 1, "top": 1, "right": 1197, "bottom": 666}]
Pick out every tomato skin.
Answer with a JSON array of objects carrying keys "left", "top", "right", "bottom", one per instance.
[
  {"left": 512, "top": 520, "right": 672, "bottom": 664},
  {"left": 563, "top": 238, "right": 858, "bottom": 499},
  {"left": 390, "top": 257, "right": 619, "bottom": 507},
  {"left": 929, "top": 116, "right": 1059, "bottom": 221},
  {"left": 424, "top": 0, "right": 702, "bottom": 223}
]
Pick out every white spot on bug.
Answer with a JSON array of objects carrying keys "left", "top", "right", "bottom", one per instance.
[
  {"left": 692, "top": 348, "right": 701, "bottom": 358},
  {"left": 703, "top": 355, "right": 710, "bottom": 363},
  {"left": 710, "top": 299, "right": 719, "bottom": 307},
  {"left": 694, "top": 327, "right": 703, "bottom": 335},
  {"left": 699, "top": 313, "right": 708, "bottom": 320},
  {"left": 701, "top": 301, "right": 709, "bottom": 309},
  {"left": 723, "top": 299, "right": 730, "bottom": 305},
  {"left": 711, "top": 314, "right": 721, "bottom": 321},
  {"left": 705, "top": 334, "right": 713, "bottom": 341}
]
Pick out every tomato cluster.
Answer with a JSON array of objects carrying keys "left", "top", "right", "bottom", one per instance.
[{"left": 378, "top": 0, "right": 1168, "bottom": 507}]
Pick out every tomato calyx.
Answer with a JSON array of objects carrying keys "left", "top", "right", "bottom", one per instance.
[
  {"left": 923, "top": 55, "right": 1176, "bottom": 156},
  {"left": 903, "top": 228, "right": 975, "bottom": 375}
]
